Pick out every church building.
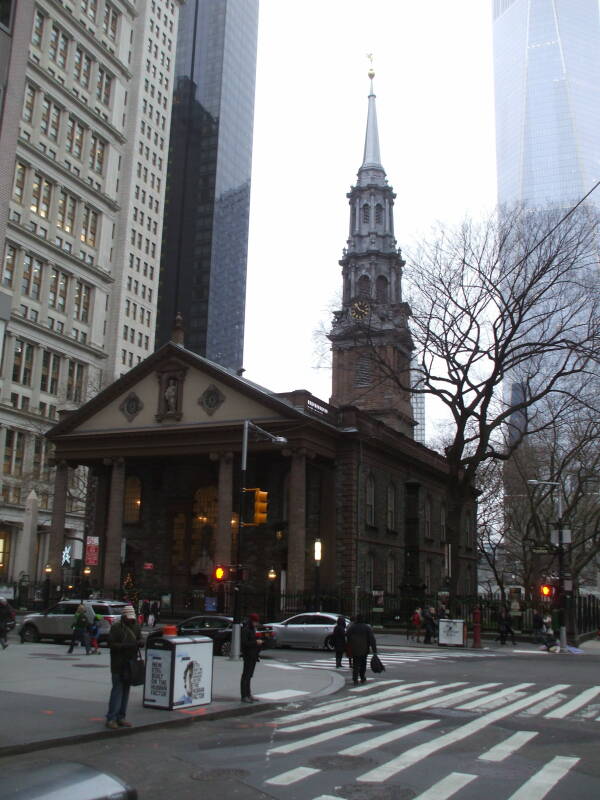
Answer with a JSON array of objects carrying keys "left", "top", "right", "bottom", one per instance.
[{"left": 44, "top": 74, "right": 477, "bottom": 614}]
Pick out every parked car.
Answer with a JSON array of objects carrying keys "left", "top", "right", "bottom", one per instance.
[
  {"left": 173, "top": 615, "right": 274, "bottom": 656},
  {"left": 19, "top": 599, "right": 127, "bottom": 644},
  {"left": 3, "top": 761, "right": 136, "bottom": 799},
  {"left": 264, "top": 612, "right": 351, "bottom": 650}
]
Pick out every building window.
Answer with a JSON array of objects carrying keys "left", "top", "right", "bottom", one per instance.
[
  {"left": 12, "top": 340, "right": 34, "bottom": 386},
  {"left": 2, "top": 243, "right": 16, "bottom": 288},
  {"left": 81, "top": 0, "right": 97, "bottom": 22},
  {"left": 376, "top": 275, "right": 388, "bottom": 303},
  {"left": 103, "top": 2, "right": 119, "bottom": 40},
  {"left": 0, "top": 531, "right": 10, "bottom": 579},
  {"left": 40, "top": 99, "right": 60, "bottom": 141},
  {"left": 386, "top": 557, "right": 396, "bottom": 594},
  {"left": 366, "top": 474, "right": 375, "bottom": 526},
  {"left": 33, "top": 436, "right": 50, "bottom": 480},
  {"left": 32, "top": 9, "right": 44, "bottom": 45},
  {"left": 96, "top": 68, "right": 112, "bottom": 106},
  {"left": 123, "top": 476, "right": 142, "bottom": 522},
  {"left": 73, "top": 47, "right": 92, "bottom": 89},
  {"left": 364, "top": 552, "right": 374, "bottom": 591},
  {"left": 424, "top": 496, "right": 432, "bottom": 538},
  {"left": 21, "top": 254, "right": 43, "bottom": 299},
  {"left": 66, "top": 117, "right": 85, "bottom": 159},
  {"left": 440, "top": 506, "right": 446, "bottom": 542},
  {"left": 375, "top": 204, "right": 383, "bottom": 224},
  {"left": 73, "top": 281, "right": 90, "bottom": 322},
  {"left": 40, "top": 350, "right": 60, "bottom": 395},
  {"left": 89, "top": 135, "right": 105, "bottom": 174},
  {"left": 80, "top": 206, "right": 98, "bottom": 247},
  {"left": 23, "top": 85, "right": 35, "bottom": 122},
  {"left": 12, "top": 162, "right": 26, "bottom": 204},
  {"left": 362, "top": 204, "right": 370, "bottom": 223},
  {"left": 49, "top": 25, "right": 69, "bottom": 69},
  {"left": 3, "top": 429, "right": 25, "bottom": 476},
  {"left": 48, "top": 268, "right": 68, "bottom": 312},
  {"left": 30, "top": 173, "right": 52, "bottom": 218},
  {"left": 57, "top": 191, "right": 76, "bottom": 234},
  {"left": 386, "top": 483, "right": 396, "bottom": 530},
  {"left": 357, "top": 274, "right": 371, "bottom": 297},
  {"left": 354, "top": 355, "right": 371, "bottom": 388}
]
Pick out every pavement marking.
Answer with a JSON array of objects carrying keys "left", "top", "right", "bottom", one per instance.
[
  {"left": 457, "top": 683, "right": 534, "bottom": 710},
  {"left": 506, "top": 755, "right": 580, "bottom": 800},
  {"left": 311, "top": 796, "right": 345, "bottom": 799},
  {"left": 512, "top": 649, "right": 549, "bottom": 655},
  {"left": 274, "top": 681, "right": 434, "bottom": 724},
  {"left": 256, "top": 690, "right": 308, "bottom": 700},
  {"left": 545, "top": 687, "right": 600, "bottom": 719},
  {"left": 268, "top": 722, "right": 372, "bottom": 754},
  {"left": 412, "top": 772, "right": 477, "bottom": 799},
  {"left": 350, "top": 679, "right": 403, "bottom": 692},
  {"left": 357, "top": 684, "right": 570, "bottom": 783},
  {"left": 339, "top": 718, "right": 439, "bottom": 756},
  {"left": 400, "top": 682, "right": 501, "bottom": 712},
  {"left": 279, "top": 683, "right": 468, "bottom": 734},
  {"left": 479, "top": 731, "right": 538, "bottom": 762},
  {"left": 263, "top": 662, "right": 303, "bottom": 671},
  {"left": 520, "top": 695, "right": 566, "bottom": 717},
  {"left": 265, "top": 767, "right": 320, "bottom": 785}
]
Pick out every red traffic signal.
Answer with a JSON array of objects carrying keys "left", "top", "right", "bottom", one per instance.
[
  {"left": 214, "top": 565, "right": 227, "bottom": 581},
  {"left": 540, "top": 584, "right": 553, "bottom": 598}
]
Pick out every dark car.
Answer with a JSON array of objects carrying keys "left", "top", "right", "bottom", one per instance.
[{"left": 175, "top": 615, "right": 273, "bottom": 656}]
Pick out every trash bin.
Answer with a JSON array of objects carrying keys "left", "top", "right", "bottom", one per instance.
[
  {"left": 143, "top": 627, "right": 213, "bottom": 710},
  {"left": 438, "top": 618, "right": 466, "bottom": 647}
]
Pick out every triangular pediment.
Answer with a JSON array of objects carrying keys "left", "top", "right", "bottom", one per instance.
[{"left": 48, "top": 344, "right": 289, "bottom": 440}]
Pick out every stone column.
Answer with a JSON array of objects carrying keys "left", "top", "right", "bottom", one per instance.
[
  {"left": 12, "top": 489, "right": 39, "bottom": 582},
  {"left": 103, "top": 458, "right": 125, "bottom": 594},
  {"left": 47, "top": 460, "right": 69, "bottom": 573},
  {"left": 287, "top": 449, "right": 307, "bottom": 594},
  {"left": 212, "top": 452, "right": 233, "bottom": 568}
]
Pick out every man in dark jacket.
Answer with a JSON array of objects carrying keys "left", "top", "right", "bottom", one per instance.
[
  {"left": 106, "top": 605, "right": 143, "bottom": 729},
  {"left": 0, "top": 597, "right": 14, "bottom": 649},
  {"left": 240, "top": 613, "right": 261, "bottom": 702},
  {"left": 332, "top": 616, "right": 348, "bottom": 668},
  {"left": 346, "top": 615, "right": 377, "bottom": 685}
]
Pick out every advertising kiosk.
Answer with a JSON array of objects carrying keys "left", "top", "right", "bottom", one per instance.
[{"left": 143, "top": 627, "right": 213, "bottom": 710}]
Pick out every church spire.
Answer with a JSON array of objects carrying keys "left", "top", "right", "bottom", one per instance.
[{"left": 362, "top": 66, "right": 382, "bottom": 170}]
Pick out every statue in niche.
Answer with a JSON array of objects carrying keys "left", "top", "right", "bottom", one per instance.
[{"left": 164, "top": 378, "right": 178, "bottom": 413}]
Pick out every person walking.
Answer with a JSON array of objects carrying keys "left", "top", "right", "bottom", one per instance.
[
  {"left": 346, "top": 614, "right": 377, "bottom": 685},
  {"left": 150, "top": 600, "right": 160, "bottom": 625},
  {"left": 422, "top": 607, "right": 436, "bottom": 645},
  {"left": 240, "top": 613, "right": 262, "bottom": 703},
  {"left": 496, "top": 606, "right": 516, "bottom": 646},
  {"left": 140, "top": 599, "right": 150, "bottom": 626},
  {"left": 0, "top": 597, "right": 15, "bottom": 649},
  {"left": 105, "top": 605, "right": 143, "bottom": 729},
  {"left": 332, "top": 616, "right": 348, "bottom": 668},
  {"left": 67, "top": 604, "right": 91, "bottom": 654},
  {"left": 410, "top": 607, "right": 422, "bottom": 642}
]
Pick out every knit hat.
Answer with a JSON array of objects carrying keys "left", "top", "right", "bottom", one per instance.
[
  {"left": 122, "top": 605, "right": 136, "bottom": 619},
  {"left": 248, "top": 613, "right": 259, "bottom": 622}
]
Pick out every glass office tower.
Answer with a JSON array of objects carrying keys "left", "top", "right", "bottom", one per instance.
[
  {"left": 493, "top": 0, "right": 600, "bottom": 209},
  {"left": 157, "top": 0, "right": 259, "bottom": 370}
]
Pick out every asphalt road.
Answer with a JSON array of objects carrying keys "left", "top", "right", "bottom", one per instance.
[{"left": 3, "top": 641, "right": 600, "bottom": 799}]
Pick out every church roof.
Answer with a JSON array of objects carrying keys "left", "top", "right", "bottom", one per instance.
[{"left": 361, "top": 70, "right": 383, "bottom": 170}]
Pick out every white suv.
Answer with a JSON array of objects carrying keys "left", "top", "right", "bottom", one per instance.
[{"left": 19, "top": 599, "right": 127, "bottom": 644}]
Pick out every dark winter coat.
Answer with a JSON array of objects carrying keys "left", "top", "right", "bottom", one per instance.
[
  {"left": 346, "top": 621, "right": 377, "bottom": 657},
  {"left": 108, "top": 619, "right": 143, "bottom": 676},
  {"left": 0, "top": 602, "right": 14, "bottom": 632},
  {"left": 241, "top": 621, "right": 260, "bottom": 661},
  {"left": 332, "top": 620, "right": 347, "bottom": 650}
]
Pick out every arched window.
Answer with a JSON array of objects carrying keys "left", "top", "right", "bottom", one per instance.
[
  {"left": 386, "top": 483, "right": 396, "bottom": 530},
  {"left": 376, "top": 275, "right": 388, "bottom": 303},
  {"left": 375, "top": 204, "right": 383, "bottom": 224},
  {"left": 366, "top": 474, "right": 375, "bottom": 526},
  {"left": 123, "top": 476, "right": 142, "bottom": 523},
  {"left": 357, "top": 274, "right": 371, "bottom": 297},
  {"left": 355, "top": 354, "right": 372, "bottom": 387},
  {"left": 351, "top": 205, "right": 357, "bottom": 230},
  {"left": 362, "top": 204, "right": 370, "bottom": 223}
]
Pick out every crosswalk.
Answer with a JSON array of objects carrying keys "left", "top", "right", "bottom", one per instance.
[
  {"left": 258, "top": 678, "right": 597, "bottom": 798},
  {"left": 285, "top": 647, "right": 497, "bottom": 672}
]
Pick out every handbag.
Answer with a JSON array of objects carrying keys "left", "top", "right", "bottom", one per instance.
[
  {"left": 370, "top": 653, "right": 385, "bottom": 674},
  {"left": 126, "top": 648, "right": 145, "bottom": 686}
]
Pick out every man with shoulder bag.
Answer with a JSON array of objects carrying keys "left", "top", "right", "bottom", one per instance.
[
  {"left": 106, "top": 605, "right": 144, "bottom": 729},
  {"left": 346, "top": 614, "right": 378, "bottom": 686}
]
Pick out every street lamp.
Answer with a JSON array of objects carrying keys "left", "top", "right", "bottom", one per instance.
[
  {"left": 314, "top": 539, "right": 322, "bottom": 612},
  {"left": 43, "top": 564, "right": 52, "bottom": 608},
  {"left": 230, "top": 420, "right": 287, "bottom": 660},
  {"left": 527, "top": 479, "right": 567, "bottom": 652}
]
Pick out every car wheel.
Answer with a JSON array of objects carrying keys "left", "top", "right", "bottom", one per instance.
[
  {"left": 324, "top": 635, "right": 335, "bottom": 651},
  {"left": 220, "top": 640, "right": 231, "bottom": 657},
  {"left": 20, "top": 624, "right": 40, "bottom": 643}
]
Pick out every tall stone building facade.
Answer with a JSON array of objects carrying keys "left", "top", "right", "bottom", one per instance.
[{"left": 0, "top": 0, "right": 183, "bottom": 592}]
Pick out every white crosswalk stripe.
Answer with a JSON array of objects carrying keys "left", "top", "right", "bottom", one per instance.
[
  {"left": 339, "top": 718, "right": 439, "bottom": 756},
  {"left": 479, "top": 731, "right": 538, "bottom": 762},
  {"left": 544, "top": 686, "right": 600, "bottom": 719},
  {"left": 506, "top": 756, "right": 580, "bottom": 800},
  {"left": 290, "top": 649, "right": 496, "bottom": 672},
  {"left": 268, "top": 722, "right": 372, "bottom": 754},
  {"left": 412, "top": 772, "right": 477, "bottom": 799}
]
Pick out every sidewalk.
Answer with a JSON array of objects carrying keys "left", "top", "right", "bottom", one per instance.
[{"left": 0, "top": 633, "right": 344, "bottom": 757}]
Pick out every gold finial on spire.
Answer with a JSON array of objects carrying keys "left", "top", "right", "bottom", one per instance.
[{"left": 367, "top": 53, "right": 375, "bottom": 80}]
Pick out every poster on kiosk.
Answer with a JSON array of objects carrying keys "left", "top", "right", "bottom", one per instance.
[{"left": 144, "top": 635, "right": 213, "bottom": 710}]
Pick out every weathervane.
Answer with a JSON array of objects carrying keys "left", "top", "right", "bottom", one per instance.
[{"left": 367, "top": 52, "right": 375, "bottom": 80}]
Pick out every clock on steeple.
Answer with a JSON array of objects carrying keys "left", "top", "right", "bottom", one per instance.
[{"left": 328, "top": 70, "right": 415, "bottom": 437}]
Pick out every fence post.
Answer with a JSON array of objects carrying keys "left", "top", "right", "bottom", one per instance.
[{"left": 472, "top": 605, "right": 482, "bottom": 649}]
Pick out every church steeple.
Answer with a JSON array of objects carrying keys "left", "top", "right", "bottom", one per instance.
[{"left": 329, "top": 68, "right": 415, "bottom": 436}]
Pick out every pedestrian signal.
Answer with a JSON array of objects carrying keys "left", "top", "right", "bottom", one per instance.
[
  {"left": 253, "top": 489, "right": 268, "bottom": 525},
  {"left": 214, "top": 565, "right": 227, "bottom": 581}
]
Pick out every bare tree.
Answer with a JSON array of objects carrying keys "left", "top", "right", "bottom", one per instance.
[{"left": 360, "top": 205, "right": 600, "bottom": 597}]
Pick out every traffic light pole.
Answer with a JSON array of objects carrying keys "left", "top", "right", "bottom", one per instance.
[{"left": 230, "top": 420, "right": 249, "bottom": 661}]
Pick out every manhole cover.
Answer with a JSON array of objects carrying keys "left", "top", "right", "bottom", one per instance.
[
  {"left": 308, "top": 755, "right": 374, "bottom": 771},
  {"left": 339, "top": 785, "right": 416, "bottom": 800},
  {"left": 190, "top": 768, "right": 249, "bottom": 781}
]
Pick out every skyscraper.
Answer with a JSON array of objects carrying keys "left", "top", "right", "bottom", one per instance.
[
  {"left": 493, "top": 0, "right": 600, "bottom": 210},
  {"left": 157, "top": 0, "right": 259, "bottom": 372},
  {"left": 0, "top": 0, "right": 183, "bottom": 588}
]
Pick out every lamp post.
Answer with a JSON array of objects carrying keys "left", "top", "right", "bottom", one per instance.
[
  {"left": 230, "top": 420, "right": 287, "bottom": 660},
  {"left": 267, "top": 568, "right": 277, "bottom": 620},
  {"left": 314, "top": 539, "right": 322, "bottom": 611},
  {"left": 43, "top": 564, "right": 52, "bottom": 608},
  {"left": 527, "top": 479, "right": 567, "bottom": 653}
]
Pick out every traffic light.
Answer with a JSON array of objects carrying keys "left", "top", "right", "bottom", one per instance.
[
  {"left": 540, "top": 584, "right": 553, "bottom": 599},
  {"left": 253, "top": 489, "right": 268, "bottom": 525},
  {"left": 214, "top": 565, "right": 227, "bottom": 582}
]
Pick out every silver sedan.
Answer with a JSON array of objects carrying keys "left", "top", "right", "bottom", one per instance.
[{"left": 264, "top": 612, "right": 350, "bottom": 650}]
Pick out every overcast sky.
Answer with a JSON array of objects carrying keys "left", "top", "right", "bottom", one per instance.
[{"left": 243, "top": 0, "right": 498, "bottom": 435}]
